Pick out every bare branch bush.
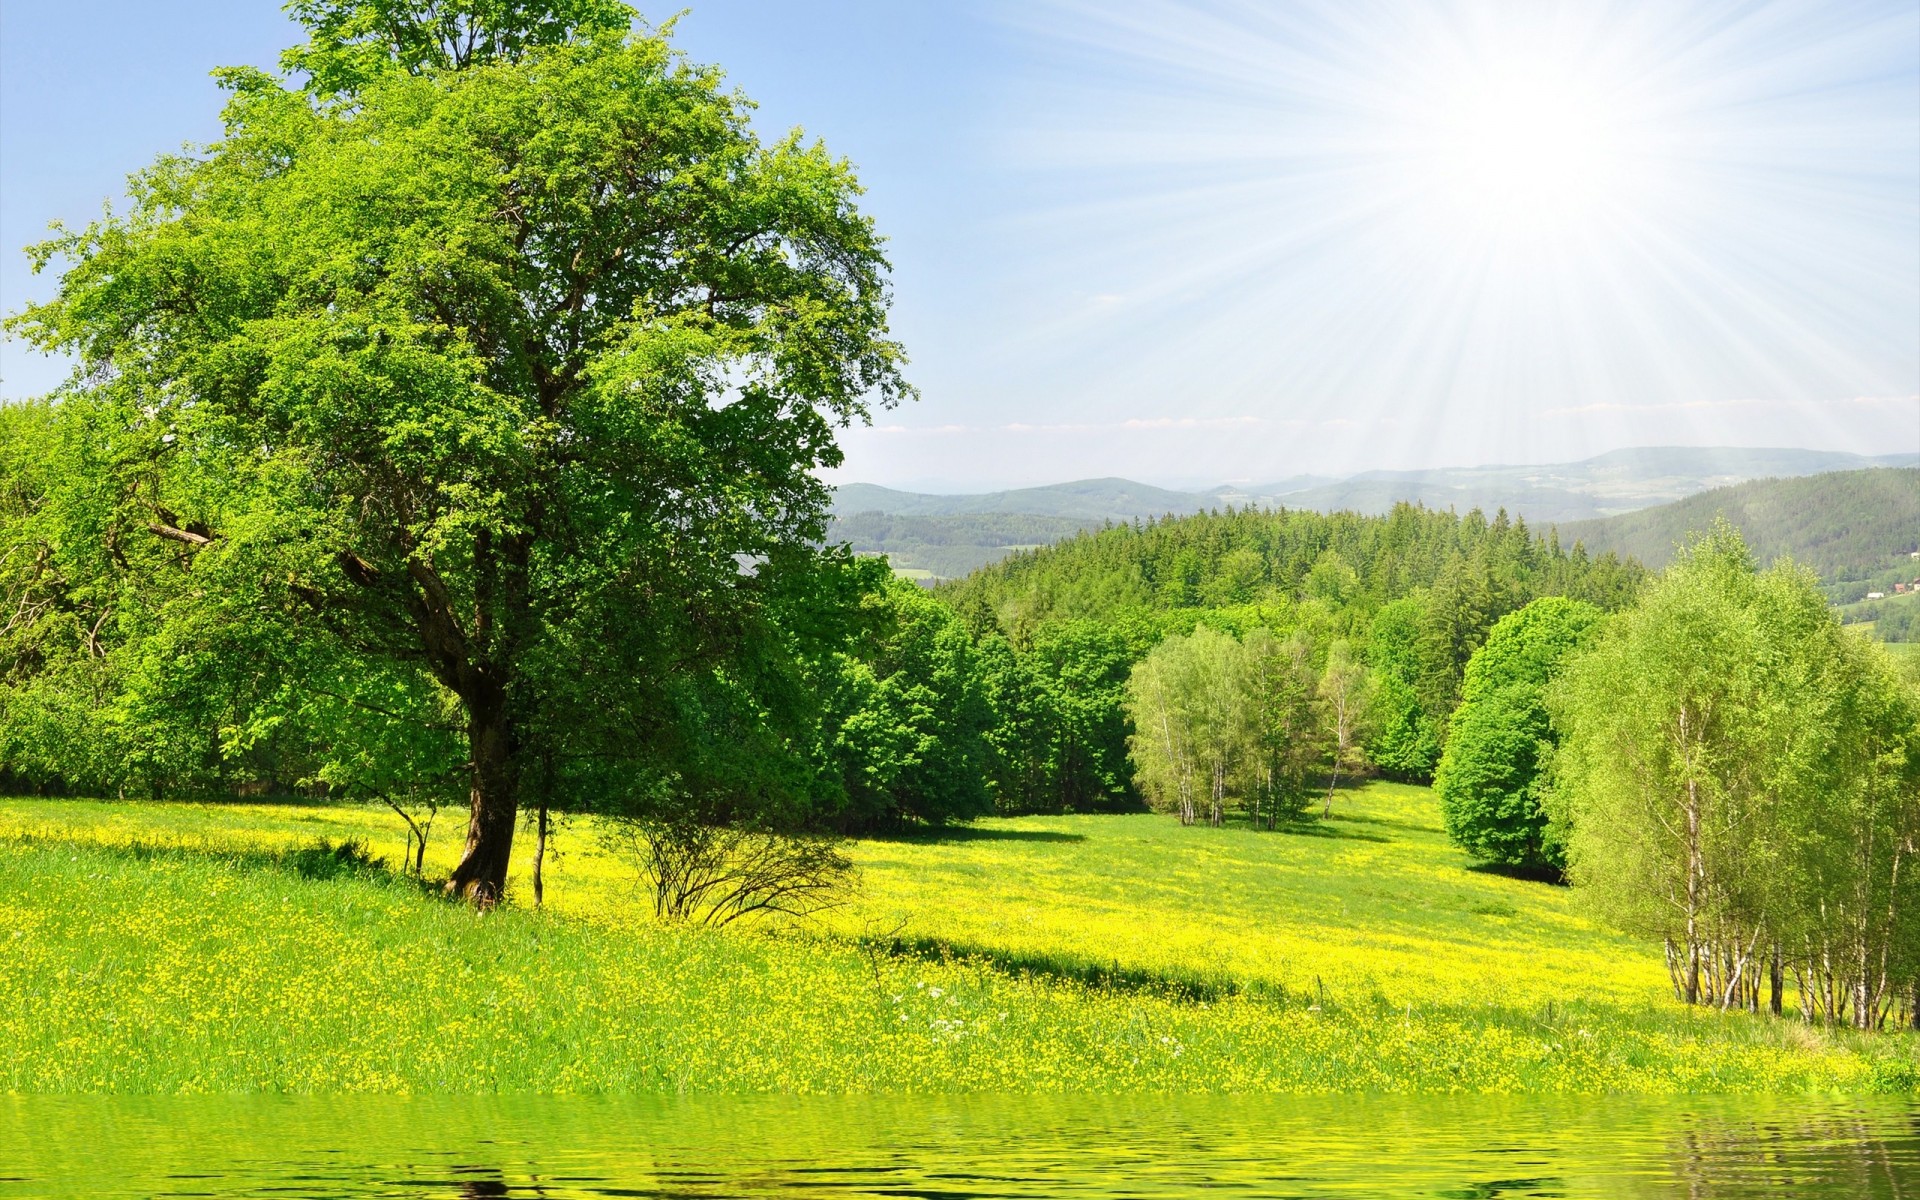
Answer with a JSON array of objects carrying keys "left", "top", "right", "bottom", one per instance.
[{"left": 607, "top": 818, "right": 856, "bottom": 927}]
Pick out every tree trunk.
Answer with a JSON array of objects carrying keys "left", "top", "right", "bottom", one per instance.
[
  {"left": 533, "top": 793, "right": 549, "bottom": 908},
  {"left": 446, "top": 688, "right": 518, "bottom": 906},
  {"left": 1682, "top": 767, "right": 1702, "bottom": 1007},
  {"left": 1769, "top": 944, "right": 1783, "bottom": 1017}
]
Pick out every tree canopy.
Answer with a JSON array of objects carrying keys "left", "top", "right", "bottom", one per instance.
[
  {"left": 1434, "top": 595, "right": 1602, "bottom": 871},
  {"left": 1550, "top": 524, "right": 1920, "bottom": 1023}
]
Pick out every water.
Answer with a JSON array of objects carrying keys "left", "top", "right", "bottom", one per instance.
[{"left": 2, "top": 1095, "right": 1913, "bottom": 1198}]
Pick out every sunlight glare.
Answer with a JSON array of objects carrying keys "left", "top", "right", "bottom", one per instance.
[
  {"left": 987, "top": 0, "right": 1920, "bottom": 476},
  {"left": 1411, "top": 60, "right": 1638, "bottom": 240}
]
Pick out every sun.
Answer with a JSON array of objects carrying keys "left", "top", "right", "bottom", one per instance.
[{"left": 1402, "top": 57, "right": 1645, "bottom": 242}]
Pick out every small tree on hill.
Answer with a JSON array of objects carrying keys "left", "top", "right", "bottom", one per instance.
[
  {"left": 1318, "top": 640, "right": 1370, "bottom": 817},
  {"left": 1126, "top": 634, "right": 1202, "bottom": 825},
  {"left": 1236, "top": 626, "right": 1319, "bottom": 826}
]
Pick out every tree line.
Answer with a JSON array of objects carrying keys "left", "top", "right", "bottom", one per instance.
[
  {"left": 1419, "top": 524, "right": 1920, "bottom": 1029},
  {"left": 918, "top": 493, "right": 1920, "bottom": 1029}
]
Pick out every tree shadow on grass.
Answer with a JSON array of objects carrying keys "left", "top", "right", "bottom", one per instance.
[
  {"left": 864, "top": 933, "right": 1265, "bottom": 1005},
  {"left": 1258, "top": 819, "right": 1392, "bottom": 844},
  {"left": 1465, "top": 860, "right": 1568, "bottom": 886},
  {"left": 14, "top": 830, "right": 448, "bottom": 896},
  {"left": 1330, "top": 811, "right": 1440, "bottom": 837},
  {"left": 190, "top": 791, "right": 343, "bottom": 809},
  {"left": 870, "top": 825, "right": 1088, "bottom": 845}
]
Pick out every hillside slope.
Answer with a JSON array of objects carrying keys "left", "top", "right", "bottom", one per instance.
[
  {"left": 5, "top": 784, "right": 1913, "bottom": 1093},
  {"left": 829, "top": 511, "right": 1100, "bottom": 579},
  {"left": 939, "top": 503, "right": 1644, "bottom": 626},
  {"left": 1281, "top": 447, "right": 1918, "bottom": 523},
  {"left": 1555, "top": 468, "right": 1920, "bottom": 584}
]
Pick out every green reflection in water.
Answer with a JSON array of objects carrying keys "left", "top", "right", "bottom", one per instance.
[{"left": 2, "top": 1095, "right": 1914, "bottom": 1198}]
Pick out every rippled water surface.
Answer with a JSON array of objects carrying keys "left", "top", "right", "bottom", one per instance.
[{"left": 3, "top": 1095, "right": 1915, "bottom": 1198}]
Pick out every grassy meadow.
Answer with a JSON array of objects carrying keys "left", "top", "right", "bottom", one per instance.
[{"left": 2, "top": 783, "right": 1914, "bottom": 1094}]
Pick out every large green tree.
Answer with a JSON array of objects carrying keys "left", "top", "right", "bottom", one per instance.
[
  {"left": 8, "top": 3, "right": 908, "bottom": 901},
  {"left": 1434, "top": 595, "right": 1602, "bottom": 872}
]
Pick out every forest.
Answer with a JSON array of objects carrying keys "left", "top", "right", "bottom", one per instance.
[
  {"left": 0, "top": 459, "right": 1643, "bottom": 828},
  {"left": 1558, "top": 466, "right": 1920, "bottom": 589}
]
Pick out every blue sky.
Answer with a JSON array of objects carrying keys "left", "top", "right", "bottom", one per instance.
[{"left": 3, "top": 1, "right": 1916, "bottom": 489}]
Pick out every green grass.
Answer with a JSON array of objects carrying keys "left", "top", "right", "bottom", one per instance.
[{"left": 1, "top": 783, "right": 1914, "bottom": 1094}]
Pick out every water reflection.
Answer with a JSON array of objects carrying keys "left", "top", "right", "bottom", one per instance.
[{"left": 2, "top": 1095, "right": 1913, "bottom": 1198}]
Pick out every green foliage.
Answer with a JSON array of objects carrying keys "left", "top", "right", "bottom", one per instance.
[
  {"left": 1018, "top": 620, "right": 1144, "bottom": 810},
  {"left": 4, "top": 9, "right": 909, "bottom": 896},
  {"left": 1126, "top": 626, "right": 1238, "bottom": 826},
  {"left": 1316, "top": 639, "right": 1371, "bottom": 815},
  {"left": 1877, "top": 599, "right": 1920, "bottom": 642},
  {"left": 282, "top": 0, "right": 636, "bottom": 96},
  {"left": 1841, "top": 592, "right": 1920, "bottom": 642},
  {"left": 1434, "top": 596, "right": 1603, "bottom": 871},
  {"left": 1125, "top": 625, "right": 1326, "bottom": 826},
  {"left": 945, "top": 503, "right": 1643, "bottom": 632},
  {"left": 1551, "top": 521, "right": 1920, "bottom": 1024},
  {"left": 937, "top": 503, "right": 1642, "bottom": 797},
  {"left": 825, "top": 580, "right": 996, "bottom": 829},
  {"left": 1362, "top": 596, "right": 1443, "bottom": 779}
]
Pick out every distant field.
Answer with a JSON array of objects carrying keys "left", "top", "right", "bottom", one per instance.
[
  {"left": 2, "top": 784, "right": 1912, "bottom": 1093},
  {"left": 1835, "top": 590, "right": 1920, "bottom": 623},
  {"left": 1882, "top": 641, "right": 1920, "bottom": 665}
]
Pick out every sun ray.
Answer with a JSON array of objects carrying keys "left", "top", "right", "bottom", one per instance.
[{"left": 980, "top": 0, "right": 1920, "bottom": 475}]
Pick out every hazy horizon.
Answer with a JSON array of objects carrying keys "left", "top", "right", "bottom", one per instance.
[{"left": 831, "top": 443, "right": 1917, "bottom": 496}]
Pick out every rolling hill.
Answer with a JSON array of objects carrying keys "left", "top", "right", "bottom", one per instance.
[
  {"left": 5, "top": 783, "right": 1910, "bottom": 1094},
  {"left": 831, "top": 477, "right": 1222, "bottom": 522},
  {"left": 1554, "top": 468, "right": 1920, "bottom": 592},
  {"left": 832, "top": 449, "right": 1918, "bottom": 579}
]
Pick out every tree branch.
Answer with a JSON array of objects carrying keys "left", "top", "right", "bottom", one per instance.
[{"left": 147, "top": 522, "right": 214, "bottom": 548}]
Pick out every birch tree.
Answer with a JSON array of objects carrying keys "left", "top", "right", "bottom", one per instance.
[
  {"left": 1125, "top": 636, "right": 1201, "bottom": 825},
  {"left": 1318, "top": 640, "right": 1370, "bottom": 817},
  {"left": 1552, "top": 523, "right": 1920, "bottom": 1022},
  {"left": 1236, "top": 627, "right": 1320, "bottom": 827}
]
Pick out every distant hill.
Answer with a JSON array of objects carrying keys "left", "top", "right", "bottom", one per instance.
[
  {"left": 831, "top": 477, "right": 1213, "bottom": 522},
  {"left": 1209, "top": 447, "right": 1916, "bottom": 525},
  {"left": 1555, "top": 468, "right": 1920, "bottom": 595},
  {"left": 828, "top": 512, "right": 1100, "bottom": 579},
  {"left": 831, "top": 449, "right": 1919, "bottom": 580}
]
